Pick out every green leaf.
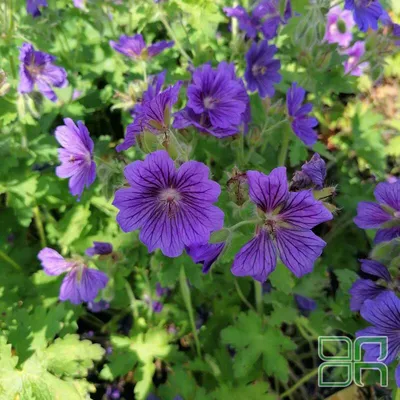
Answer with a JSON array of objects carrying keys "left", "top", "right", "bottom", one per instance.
[{"left": 44, "top": 334, "right": 105, "bottom": 378}]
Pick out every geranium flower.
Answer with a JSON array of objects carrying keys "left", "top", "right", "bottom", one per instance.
[
  {"left": 38, "top": 248, "right": 108, "bottom": 305},
  {"left": 231, "top": 167, "right": 332, "bottom": 282},
  {"left": 354, "top": 180, "right": 400, "bottom": 243},
  {"left": 113, "top": 150, "right": 224, "bottom": 257},
  {"left": 18, "top": 43, "right": 68, "bottom": 102},
  {"left": 55, "top": 118, "right": 96, "bottom": 199}
]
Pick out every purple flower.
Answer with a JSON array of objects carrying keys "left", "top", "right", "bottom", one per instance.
[
  {"left": 344, "top": 0, "right": 383, "bottom": 32},
  {"left": 116, "top": 81, "right": 181, "bottom": 152},
  {"left": 224, "top": 0, "right": 292, "bottom": 39},
  {"left": 349, "top": 259, "right": 392, "bottom": 311},
  {"left": 73, "top": 0, "right": 85, "bottom": 9},
  {"left": 324, "top": 6, "right": 355, "bottom": 47},
  {"left": 55, "top": 118, "right": 96, "bottom": 199},
  {"left": 295, "top": 294, "right": 317, "bottom": 314},
  {"left": 106, "top": 385, "right": 121, "bottom": 400},
  {"left": 85, "top": 242, "right": 113, "bottom": 257},
  {"left": 186, "top": 242, "right": 225, "bottom": 273},
  {"left": 110, "top": 34, "right": 174, "bottom": 60},
  {"left": 156, "top": 282, "right": 168, "bottom": 297},
  {"left": 26, "top": 0, "right": 47, "bottom": 17},
  {"left": 231, "top": 167, "right": 332, "bottom": 282},
  {"left": 152, "top": 301, "right": 164, "bottom": 313},
  {"left": 87, "top": 299, "right": 110, "bottom": 312},
  {"left": 173, "top": 107, "right": 239, "bottom": 138},
  {"left": 354, "top": 180, "right": 400, "bottom": 244},
  {"left": 186, "top": 62, "right": 249, "bottom": 130},
  {"left": 292, "top": 153, "right": 327, "bottom": 190},
  {"left": 113, "top": 151, "right": 224, "bottom": 257},
  {"left": 286, "top": 83, "right": 318, "bottom": 146},
  {"left": 244, "top": 40, "right": 281, "bottom": 98},
  {"left": 356, "top": 291, "right": 400, "bottom": 385},
  {"left": 342, "top": 41, "right": 369, "bottom": 76},
  {"left": 38, "top": 248, "right": 108, "bottom": 305},
  {"left": 18, "top": 43, "right": 68, "bottom": 102}
]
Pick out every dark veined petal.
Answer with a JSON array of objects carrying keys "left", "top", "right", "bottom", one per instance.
[
  {"left": 231, "top": 229, "right": 277, "bottom": 282},
  {"left": 279, "top": 190, "right": 333, "bottom": 229},
  {"left": 359, "top": 259, "right": 391, "bottom": 282},
  {"left": 301, "top": 153, "right": 326, "bottom": 189},
  {"left": 349, "top": 279, "right": 388, "bottom": 311},
  {"left": 38, "top": 247, "right": 72, "bottom": 276},
  {"left": 275, "top": 228, "right": 326, "bottom": 277},
  {"left": 360, "top": 291, "right": 400, "bottom": 332},
  {"left": 396, "top": 364, "right": 400, "bottom": 387},
  {"left": 78, "top": 268, "right": 109, "bottom": 303},
  {"left": 85, "top": 242, "right": 113, "bottom": 257},
  {"left": 374, "top": 181, "right": 400, "bottom": 211},
  {"left": 246, "top": 167, "right": 288, "bottom": 212},
  {"left": 354, "top": 201, "right": 392, "bottom": 229},
  {"left": 374, "top": 227, "right": 400, "bottom": 244},
  {"left": 186, "top": 242, "right": 225, "bottom": 273},
  {"left": 176, "top": 160, "right": 221, "bottom": 203},
  {"left": 147, "top": 40, "right": 174, "bottom": 57}
]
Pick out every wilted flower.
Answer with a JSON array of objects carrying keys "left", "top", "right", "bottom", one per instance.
[
  {"left": 38, "top": 248, "right": 108, "bottom": 305},
  {"left": 113, "top": 150, "right": 224, "bottom": 257},
  {"left": 324, "top": 6, "right": 355, "bottom": 47},
  {"left": 187, "top": 242, "right": 225, "bottom": 273},
  {"left": 342, "top": 41, "right": 369, "bottom": 76},
  {"left": 231, "top": 167, "right": 332, "bottom": 282},
  {"left": 286, "top": 83, "right": 318, "bottom": 146},
  {"left": 18, "top": 43, "right": 68, "bottom": 102},
  {"left": 85, "top": 242, "right": 113, "bottom": 256},
  {"left": 26, "top": 0, "right": 48, "bottom": 17},
  {"left": 184, "top": 62, "right": 249, "bottom": 133},
  {"left": 116, "top": 80, "right": 181, "bottom": 152},
  {"left": 354, "top": 180, "right": 400, "bottom": 243},
  {"left": 344, "top": 0, "right": 383, "bottom": 32},
  {"left": 292, "top": 153, "right": 326, "bottom": 190},
  {"left": 244, "top": 40, "right": 281, "bottom": 98},
  {"left": 349, "top": 259, "right": 392, "bottom": 311},
  {"left": 55, "top": 118, "right": 96, "bottom": 199},
  {"left": 110, "top": 34, "right": 174, "bottom": 60},
  {"left": 356, "top": 291, "right": 400, "bottom": 387}
]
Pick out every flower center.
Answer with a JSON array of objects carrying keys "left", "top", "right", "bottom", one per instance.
[
  {"left": 394, "top": 211, "right": 400, "bottom": 219},
  {"left": 27, "top": 63, "right": 44, "bottom": 78},
  {"left": 203, "top": 96, "right": 218, "bottom": 109},
  {"left": 347, "top": 56, "right": 356, "bottom": 65},
  {"left": 159, "top": 188, "right": 181, "bottom": 218},
  {"left": 160, "top": 188, "right": 181, "bottom": 203},
  {"left": 252, "top": 65, "right": 267, "bottom": 76},
  {"left": 264, "top": 213, "right": 281, "bottom": 235}
]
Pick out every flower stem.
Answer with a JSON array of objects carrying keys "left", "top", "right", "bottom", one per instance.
[
  {"left": 0, "top": 250, "right": 22, "bottom": 272},
  {"left": 229, "top": 219, "right": 259, "bottom": 232},
  {"left": 33, "top": 206, "right": 47, "bottom": 248},
  {"left": 180, "top": 265, "right": 202, "bottom": 358},
  {"left": 125, "top": 281, "right": 139, "bottom": 320},
  {"left": 159, "top": 12, "right": 192, "bottom": 62},
  {"left": 141, "top": 61, "right": 147, "bottom": 83},
  {"left": 278, "top": 126, "right": 291, "bottom": 166},
  {"left": 254, "top": 281, "right": 263, "bottom": 315},
  {"left": 280, "top": 368, "right": 319, "bottom": 398},
  {"left": 234, "top": 279, "right": 255, "bottom": 311}
]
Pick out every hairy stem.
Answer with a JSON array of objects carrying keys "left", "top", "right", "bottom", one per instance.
[
  {"left": 280, "top": 368, "right": 319, "bottom": 398},
  {"left": 33, "top": 206, "right": 47, "bottom": 248}
]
